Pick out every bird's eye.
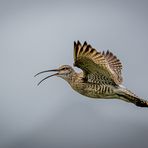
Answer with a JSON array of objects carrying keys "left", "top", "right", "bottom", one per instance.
[{"left": 62, "top": 67, "right": 68, "bottom": 70}]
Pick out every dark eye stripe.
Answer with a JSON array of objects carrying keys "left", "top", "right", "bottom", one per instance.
[{"left": 62, "top": 67, "right": 68, "bottom": 70}]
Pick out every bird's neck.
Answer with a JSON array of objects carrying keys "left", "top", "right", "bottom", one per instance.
[
  {"left": 66, "top": 72, "right": 78, "bottom": 84},
  {"left": 59, "top": 71, "right": 78, "bottom": 84},
  {"left": 67, "top": 72, "right": 85, "bottom": 88}
]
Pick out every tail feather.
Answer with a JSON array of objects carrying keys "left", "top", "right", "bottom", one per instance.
[{"left": 117, "top": 87, "right": 148, "bottom": 107}]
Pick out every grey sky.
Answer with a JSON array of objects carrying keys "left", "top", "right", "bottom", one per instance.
[{"left": 0, "top": 0, "right": 148, "bottom": 148}]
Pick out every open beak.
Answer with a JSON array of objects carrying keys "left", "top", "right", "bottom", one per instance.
[{"left": 34, "top": 68, "right": 60, "bottom": 86}]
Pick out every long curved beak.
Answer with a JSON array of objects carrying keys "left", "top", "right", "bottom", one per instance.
[{"left": 34, "top": 69, "right": 60, "bottom": 86}]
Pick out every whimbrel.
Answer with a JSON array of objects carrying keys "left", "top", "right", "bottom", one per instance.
[{"left": 35, "top": 41, "right": 148, "bottom": 107}]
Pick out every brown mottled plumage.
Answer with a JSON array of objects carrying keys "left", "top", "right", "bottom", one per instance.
[{"left": 35, "top": 41, "right": 148, "bottom": 107}]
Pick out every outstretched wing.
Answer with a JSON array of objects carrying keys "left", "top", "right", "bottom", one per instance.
[{"left": 73, "top": 41, "right": 123, "bottom": 85}]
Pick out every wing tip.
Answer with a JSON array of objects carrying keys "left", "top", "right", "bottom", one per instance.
[
  {"left": 77, "top": 40, "right": 81, "bottom": 45},
  {"left": 74, "top": 40, "right": 89, "bottom": 46},
  {"left": 83, "top": 41, "right": 87, "bottom": 46}
]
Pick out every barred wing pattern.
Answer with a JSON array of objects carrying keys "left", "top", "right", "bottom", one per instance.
[
  {"left": 74, "top": 41, "right": 123, "bottom": 85},
  {"left": 102, "top": 50, "right": 123, "bottom": 83}
]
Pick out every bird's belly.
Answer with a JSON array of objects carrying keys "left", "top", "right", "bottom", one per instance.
[{"left": 71, "top": 83, "right": 116, "bottom": 99}]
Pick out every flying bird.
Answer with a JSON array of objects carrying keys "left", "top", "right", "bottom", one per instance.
[{"left": 35, "top": 41, "right": 148, "bottom": 107}]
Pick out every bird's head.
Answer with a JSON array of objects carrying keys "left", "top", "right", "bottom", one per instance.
[{"left": 35, "top": 65, "right": 75, "bottom": 85}]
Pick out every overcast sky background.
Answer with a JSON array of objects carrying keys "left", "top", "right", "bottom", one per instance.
[{"left": 0, "top": 0, "right": 148, "bottom": 148}]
